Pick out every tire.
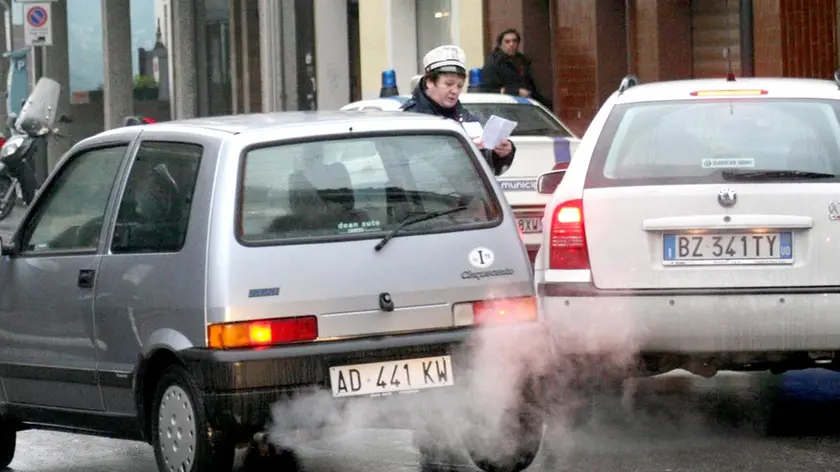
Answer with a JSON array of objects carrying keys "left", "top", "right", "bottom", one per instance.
[
  {"left": 151, "top": 365, "right": 235, "bottom": 472},
  {"left": 0, "top": 421, "right": 16, "bottom": 469},
  {"left": 462, "top": 402, "right": 545, "bottom": 472},
  {"left": 413, "top": 427, "right": 465, "bottom": 472},
  {"left": 0, "top": 175, "right": 16, "bottom": 222}
]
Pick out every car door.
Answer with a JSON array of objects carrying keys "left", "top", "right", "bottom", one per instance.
[
  {"left": 0, "top": 143, "right": 130, "bottom": 410},
  {"left": 93, "top": 137, "right": 208, "bottom": 414}
]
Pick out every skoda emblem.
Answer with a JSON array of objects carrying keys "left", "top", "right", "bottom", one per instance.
[
  {"left": 717, "top": 188, "right": 737, "bottom": 207},
  {"left": 829, "top": 201, "right": 840, "bottom": 221}
]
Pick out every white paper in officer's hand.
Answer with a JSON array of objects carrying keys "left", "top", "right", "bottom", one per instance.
[
  {"left": 462, "top": 121, "right": 483, "bottom": 139},
  {"left": 481, "top": 115, "right": 518, "bottom": 149}
]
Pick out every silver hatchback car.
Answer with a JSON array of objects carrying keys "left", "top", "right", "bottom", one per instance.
[{"left": 0, "top": 85, "right": 548, "bottom": 472}]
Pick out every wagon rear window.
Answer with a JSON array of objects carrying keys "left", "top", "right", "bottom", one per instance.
[
  {"left": 586, "top": 98, "right": 840, "bottom": 187},
  {"left": 239, "top": 133, "right": 501, "bottom": 244}
]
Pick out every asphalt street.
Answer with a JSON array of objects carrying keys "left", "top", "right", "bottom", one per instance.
[
  {"left": 2, "top": 208, "right": 840, "bottom": 471},
  {"left": 2, "top": 369, "right": 840, "bottom": 471}
]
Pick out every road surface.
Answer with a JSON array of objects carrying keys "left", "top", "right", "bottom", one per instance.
[
  {"left": 2, "top": 208, "right": 840, "bottom": 471},
  {"left": 5, "top": 369, "right": 840, "bottom": 471}
]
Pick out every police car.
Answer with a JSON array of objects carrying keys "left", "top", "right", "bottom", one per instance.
[
  {"left": 341, "top": 69, "right": 580, "bottom": 261},
  {"left": 536, "top": 72, "right": 840, "bottom": 381}
]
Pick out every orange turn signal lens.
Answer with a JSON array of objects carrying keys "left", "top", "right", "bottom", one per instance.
[
  {"left": 690, "top": 89, "right": 768, "bottom": 97},
  {"left": 453, "top": 297, "right": 538, "bottom": 326},
  {"left": 208, "top": 316, "right": 318, "bottom": 349}
]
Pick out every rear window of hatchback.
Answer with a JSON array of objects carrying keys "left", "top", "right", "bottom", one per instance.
[
  {"left": 585, "top": 97, "right": 840, "bottom": 188},
  {"left": 237, "top": 132, "right": 503, "bottom": 245}
]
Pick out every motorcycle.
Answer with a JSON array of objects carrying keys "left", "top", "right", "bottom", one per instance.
[{"left": 0, "top": 77, "right": 70, "bottom": 221}]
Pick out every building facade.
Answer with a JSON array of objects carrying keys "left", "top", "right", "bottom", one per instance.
[
  {"left": 482, "top": 0, "right": 840, "bottom": 137},
  {"left": 150, "top": 0, "right": 486, "bottom": 116},
  {"left": 153, "top": 0, "right": 354, "bottom": 118},
  {"left": 355, "top": 0, "right": 486, "bottom": 99}
]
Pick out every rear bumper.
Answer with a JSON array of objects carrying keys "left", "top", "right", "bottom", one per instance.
[
  {"left": 179, "top": 324, "right": 550, "bottom": 439},
  {"left": 538, "top": 282, "right": 840, "bottom": 353}
]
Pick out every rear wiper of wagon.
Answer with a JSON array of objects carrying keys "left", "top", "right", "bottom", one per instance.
[{"left": 721, "top": 169, "right": 836, "bottom": 181}]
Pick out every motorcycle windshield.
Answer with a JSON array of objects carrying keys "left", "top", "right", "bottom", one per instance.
[{"left": 15, "top": 77, "right": 60, "bottom": 135}]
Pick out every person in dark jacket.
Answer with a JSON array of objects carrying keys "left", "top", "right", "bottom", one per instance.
[
  {"left": 481, "top": 28, "right": 550, "bottom": 108},
  {"left": 400, "top": 45, "right": 515, "bottom": 176}
]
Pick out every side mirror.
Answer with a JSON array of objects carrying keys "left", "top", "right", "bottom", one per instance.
[
  {"left": 58, "top": 114, "right": 72, "bottom": 124},
  {"left": 536, "top": 169, "right": 566, "bottom": 195}
]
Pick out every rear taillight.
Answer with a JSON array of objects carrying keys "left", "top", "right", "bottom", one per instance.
[
  {"left": 549, "top": 199, "right": 589, "bottom": 270},
  {"left": 0, "top": 137, "right": 6, "bottom": 148},
  {"left": 208, "top": 316, "right": 318, "bottom": 349},
  {"left": 552, "top": 162, "right": 569, "bottom": 171},
  {"left": 453, "top": 296, "right": 537, "bottom": 326}
]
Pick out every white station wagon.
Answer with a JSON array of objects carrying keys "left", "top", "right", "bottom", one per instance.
[{"left": 536, "top": 73, "right": 840, "bottom": 380}]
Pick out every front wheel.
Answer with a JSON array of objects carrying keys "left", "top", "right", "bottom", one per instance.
[{"left": 151, "top": 365, "right": 235, "bottom": 472}]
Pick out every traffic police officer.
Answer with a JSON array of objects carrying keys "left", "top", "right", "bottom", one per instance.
[{"left": 401, "top": 45, "right": 515, "bottom": 176}]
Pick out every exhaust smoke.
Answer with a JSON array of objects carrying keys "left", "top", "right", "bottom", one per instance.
[{"left": 254, "top": 300, "right": 683, "bottom": 471}]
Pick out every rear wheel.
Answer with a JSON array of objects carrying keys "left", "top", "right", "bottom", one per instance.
[
  {"left": 151, "top": 365, "right": 235, "bottom": 472},
  {"left": 0, "top": 420, "right": 16, "bottom": 468},
  {"left": 462, "top": 401, "right": 545, "bottom": 472},
  {"left": 0, "top": 175, "right": 16, "bottom": 221},
  {"left": 413, "top": 427, "right": 465, "bottom": 472}
]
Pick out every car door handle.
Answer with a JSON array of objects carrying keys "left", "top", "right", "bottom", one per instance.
[{"left": 78, "top": 269, "right": 95, "bottom": 288}]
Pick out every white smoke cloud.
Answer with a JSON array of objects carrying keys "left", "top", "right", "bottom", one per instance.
[{"left": 254, "top": 295, "right": 649, "bottom": 472}]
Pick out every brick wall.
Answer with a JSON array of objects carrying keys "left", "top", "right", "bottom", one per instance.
[
  {"left": 632, "top": 0, "right": 692, "bottom": 81},
  {"left": 754, "top": 0, "right": 836, "bottom": 78},
  {"left": 489, "top": 0, "right": 839, "bottom": 135},
  {"left": 552, "top": 0, "right": 627, "bottom": 137},
  {"left": 780, "top": 0, "right": 836, "bottom": 77}
]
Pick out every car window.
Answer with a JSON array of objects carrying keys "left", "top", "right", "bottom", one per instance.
[
  {"left": 587, "top": 98, "right": 840, "bottom": 187},
  {"left": 21, "top": 145, "right": 128, "bottom": 253},
  {"left": 111, "top": 141, "right": 203, "bottom": 254},
  {"left": 239, "top": 133, "right": 501, "bottom": 244},
  {"left": 461, "top": 103, "right": 573, "bottom": 138}
]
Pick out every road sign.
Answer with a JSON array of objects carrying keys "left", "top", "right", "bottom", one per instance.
[{"left": 23, "top": 3, "right": 52, "bottom": 47}]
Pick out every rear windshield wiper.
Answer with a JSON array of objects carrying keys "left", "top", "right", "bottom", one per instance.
[
  {"left": 374, "top": 206, "right": 469, "bottom": 252},
  {"left": 720, "top": 169, "right": 836, "bottom": 181}
]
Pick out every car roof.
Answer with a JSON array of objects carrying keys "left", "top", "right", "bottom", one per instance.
[
  {"left": 347, "top": 93, "right": 540, "bottom": 108},
  {"left": 615, "top": 77, "right": 840, "bottom": 104},
  {"left": 92, "top": 110, "right": 455, "bottom": 138}
]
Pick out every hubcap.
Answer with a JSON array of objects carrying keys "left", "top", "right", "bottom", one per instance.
[{"left": 158, "top": 385, "right": 197, "bottom": 472}]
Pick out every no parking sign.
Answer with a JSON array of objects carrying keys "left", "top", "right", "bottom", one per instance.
[{"left": 23, "top": 2, "right": 53, "bottom": 47}]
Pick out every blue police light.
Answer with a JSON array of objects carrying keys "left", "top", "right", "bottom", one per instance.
[
  {"left": 380, "top": 69, "right": 399, "bottom": 98},
  {"left": 468, "top": 68, "right": 482, "bottom": 92},
  {"left": 382, "top": 69, "right": 396, "bottom": 88}
]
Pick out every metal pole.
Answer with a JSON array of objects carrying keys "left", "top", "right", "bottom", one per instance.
[
  {"left": 33, "top": 47, "right": 42, "bottom": 81},
  {"left": 258, "top": 0, "right": 284, "bottom": 112},
  {"left": 2, "top": 1, "right": 12, "bottom": 51}
]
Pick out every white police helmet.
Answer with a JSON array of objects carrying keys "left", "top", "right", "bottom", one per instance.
[{"left": 422, "top": 45, "right": 467, "bottom": 75}]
